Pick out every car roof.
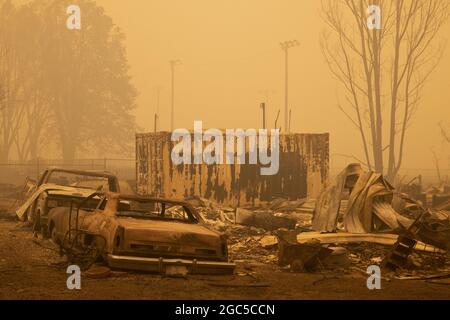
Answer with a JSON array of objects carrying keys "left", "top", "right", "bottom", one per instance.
[{"left": 46, "top": 167, "right": 117, "bottom": 179}]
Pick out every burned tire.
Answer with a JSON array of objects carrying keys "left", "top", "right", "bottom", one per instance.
[
  {"left": 50, "top": 224, "right": 59, "bottom": 245},
  {"left": 41, "top": 224, "right": 49, "bottom": 238},
  {"left": 290, "top": 259, "right": 305, "bottom": 273},
  {"left": 32, "top": 210, "right": 41, "bottom": 237}
]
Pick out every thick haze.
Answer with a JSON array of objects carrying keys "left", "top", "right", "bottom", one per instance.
[{"left": 96, "top": 0, "right": 449, "bottom": 177}]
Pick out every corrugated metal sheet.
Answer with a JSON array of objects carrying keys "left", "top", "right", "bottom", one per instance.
[{"left": 136, "top": 132, "right": 329, "bottom": 207}]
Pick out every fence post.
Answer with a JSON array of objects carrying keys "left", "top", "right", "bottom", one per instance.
[{"left": 104, "top": 158, "right": 107, "bottom": 171}]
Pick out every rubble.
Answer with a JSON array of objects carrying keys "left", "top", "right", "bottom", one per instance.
[
  {"left": 313, "top": 163, "right": 415, "bottom": 233},
  {"left": 235, "top": 208, "right": 297, "bottom": 231},
  {"left": 434, "top": 199, "right": 450, "bottom": 211},
  {"left": 5, "top": 163, "right": 448, "bottom": 282},
  {"left": 295, "top": 231, "right": 442, "bottom": 252},
  {"left": 267, "top": 198, "right": 307, "bottom": 212},
  {"left": 310, "top": 164, "right": 450, "bottom": 271},
  {"left": 398, "top": 175, "right": 427, "bottom": 204},
  {"left": 188, "top": 196, "right": 315, "bottom": 265},
  {"left": 277, "top": 232, "right": 333, "bottom": 271},
  {"left": 321, "top": 247, "right": 350, "bottom": 268},
  {"left": 427, "top": 181, "right": 450, "bottom": 208},
  {"left": 185, "top": 183, "right": 448, "bottom": 278},
  {"left": 433, "top": 194, "right": 450, "bottom": 208},
  {"left": 228, "top": 231, "right": 279, "bottom": 264},
  {"left": 182, "top": 164, "right": 450, "bottom": 279},
  {"left": 259, "top": 235, "right": 278, "bottom": 249}
]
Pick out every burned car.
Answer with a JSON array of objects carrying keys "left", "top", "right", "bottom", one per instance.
[
  {"left": 48, "top": 193, "right": 235, "bottom": 275},
  {"left": 16, "top": 168, "right": 120, "bottom": 237}
]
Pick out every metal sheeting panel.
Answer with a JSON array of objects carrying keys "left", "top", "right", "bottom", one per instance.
[{"left": 136, "top": 132, "right": 329, "bottom": 207}]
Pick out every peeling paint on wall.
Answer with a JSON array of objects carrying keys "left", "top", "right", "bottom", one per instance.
[{"left": 136, "top": 132, "right": 329, "bottom": 207}]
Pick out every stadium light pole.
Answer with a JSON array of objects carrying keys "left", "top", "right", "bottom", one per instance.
[{"left": 280, "top": 40, "right": 299, "bottom": 133}]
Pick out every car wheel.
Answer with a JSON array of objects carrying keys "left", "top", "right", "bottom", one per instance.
[
  {"left": 50, "top": 225, "right": 59, "bottom": 245},
  {"left": 41, "top": 225, "right": 49, "bottom": 239},
  {"left": 32, "top": 210, "right": 41, "bottom": 238},
  {"left": 37, "top": 207, "right": 49, "bottom": 238}
]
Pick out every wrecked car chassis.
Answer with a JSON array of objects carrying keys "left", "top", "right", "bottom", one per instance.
[
  {"left": 16, "top": 168, "right": 121, "bottom": 236},
  {"left": 47, "top": 193, "right": 235, "bottom": 275}
]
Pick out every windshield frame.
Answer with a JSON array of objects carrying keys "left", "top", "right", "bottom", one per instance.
[{"left": 113, "top": 196, "right": 200, "bottom": 223}]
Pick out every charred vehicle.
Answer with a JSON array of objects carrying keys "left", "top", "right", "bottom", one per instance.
[
  {"left": 16, "top": 168, "right": 120, "bottom": 237},
  {"left": 48, "top": 193, "right": 235, "bottom": 275}
]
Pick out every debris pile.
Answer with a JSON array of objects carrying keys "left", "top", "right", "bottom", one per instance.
[
  {"left": 3, "top": 165, "right": 449, "bottom": 280},
  {"left": 186, "top": 196, "right": 314, "bottom": 264},
  {"left": 427, "top": 181, "right": 450, "bottom": 208},
  {"left": 188, "top": 163, "right": 450, "bottom": 279},
  {"left": 309, "top": 164, "right": 450, "bottom": 276}
]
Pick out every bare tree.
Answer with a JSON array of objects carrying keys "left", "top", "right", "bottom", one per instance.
[
  {"left": 0, "top": 0, "right": 26, "bottom": 163},
  {"left": 12, "top": 4, "right": 52, "bottom": 162},
  {"left": 1, "top": 1, "right": 53, "bottom": 163},
  {"left": 321, "top": 0, "right": 449, "bottom": 181},
  {"left": 440, "top": 121, "right": 450, "bottom": 144}
]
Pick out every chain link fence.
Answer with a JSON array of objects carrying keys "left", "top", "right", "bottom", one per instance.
[{"left": 0, "top": 158, "right": 135, "bottom": 185}]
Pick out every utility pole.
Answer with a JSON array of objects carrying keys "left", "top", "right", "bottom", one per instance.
[
  {"left": 260, "top": 103, "right": 266, "bottom": 129},
  {"left": 289, "top": 109, "right": 292, "bottom": 133},
  {"left": 154, "top": 86, "right": 161, "bottom": 132},
  {"left": 280, "top": 40, "right": 299, "bottom": 133},
  {"left": 169, "top": 59, "right": 182, "bottom": 131}
]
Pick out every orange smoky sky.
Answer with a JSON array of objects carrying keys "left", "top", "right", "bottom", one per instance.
[{"left": 93, "top": 0, "right": 449, "bottom": 177}]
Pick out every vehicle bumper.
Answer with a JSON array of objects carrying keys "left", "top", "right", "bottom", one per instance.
[{"left": 106, "top": 254, "right": 236, "bottom": 275}]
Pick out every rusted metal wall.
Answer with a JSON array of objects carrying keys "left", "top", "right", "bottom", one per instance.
[{"left": 136, "top": 132, "right": 329, "bottom": 207}]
